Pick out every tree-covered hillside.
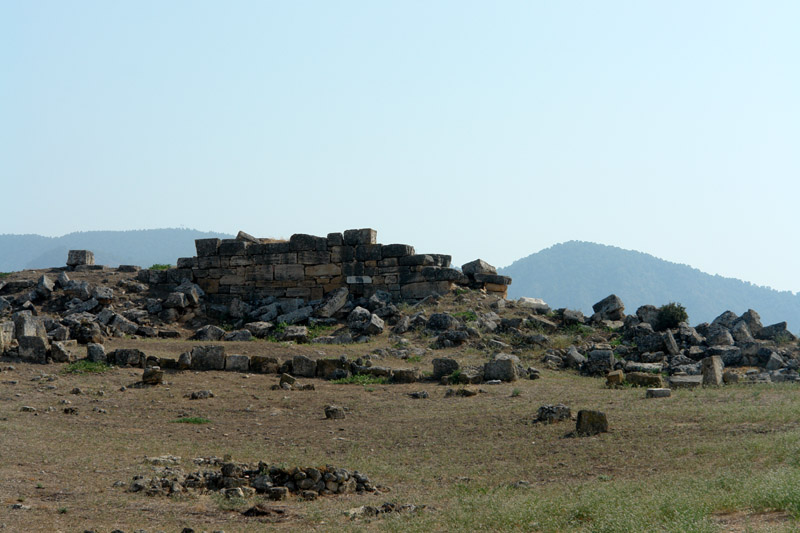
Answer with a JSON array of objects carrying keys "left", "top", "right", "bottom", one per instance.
[
  {"left": 500, "top": 241, "right": 800, "bottom": 332},
  {"left": 0, "top": 229, "right": 233, "bottom": 272}
]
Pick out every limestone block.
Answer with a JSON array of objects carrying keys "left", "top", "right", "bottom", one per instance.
[
  {"left": 195, "top": 239, "right": 221, "bottom": 257},
  {"left": 219, "top": 239, "right": 248, "bottom": 255},
  {"left": 274, "top": 264, "right": 305, "bottom": 281},
  {"left": 576, "top": 410, "right": 608, "bottom": 436},
  {"left": 225, "top": 354, "right": 250, "bottom": 372},
  {"left": 67, "top": 250, "right": 95, "bottom": 266},
  {"left": 330, "top": 246, "right": 355, "bottom": 263},
  {"left": 298, "top": 251, "right": 331, "bottom": 265},
  {"left": 191, "top": 345, "right": 226, "bottom": 371},
  {"left": 343, "top": 228, "right": 377, "bottom": 246},
  {"left": 355, "top": 245, "right": 383, "bottom": 261}
]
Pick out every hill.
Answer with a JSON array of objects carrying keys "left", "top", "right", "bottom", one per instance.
[
  {"left": 0, "top": 229, "right": 233, "bottom": 272},
  {"left": 499, "top": 240, "right": 800, "bottom": 332}
]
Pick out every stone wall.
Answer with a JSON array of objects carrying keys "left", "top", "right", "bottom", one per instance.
[{"left": 166, "top": 228, "right": 510, "bottom": 305}]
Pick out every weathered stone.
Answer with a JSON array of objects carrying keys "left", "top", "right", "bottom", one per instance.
[
  {"left": 36, "top": 275, "right": 55, "bottom": 298},
  {"left": 646, "top": 388, "right": 671, "bottom": 398},
  {"left": 292, "top": 355, "right": 317, "bottom": 377},
  {"left": 730, "top": 321, "right": 754, "bottom": 343},
  {"left": 250, "top": 355, "right": 279, "bottom": 373},
  {"left": 606, "top": 369, "right": 625, "bottom": 386},
  {"left": 664, "top": 330, "right": 680, "bottom": 356},
  {"left": 276, "top": 306, "right": 313, "bottom": 325},
  {"left": 626, "top": 372, "right": 664, "bottom": 388},
  {"left": 432, "top": 357, "right": 459, "bottom": 379},
  {"left": 190, "top": 325, "right": 225, "bottom": 341},
  {"left": 592, "top": 294, "right": 625, "bottom": 321},
  {"left": 381, "top": 244, "right": 415, "bottom": 257},
  {"left": 400, "top": 281, "right": 452, "bottom": 300},
  {"left": 712, "top": 310, "right": 739, "bottom": 330},
  {"left": 223, "top": 329, "right": 253, "bottom": 342},
  {"left": 391, "top": 368, "right": 420, "bottom": 383},
  {"left": 278, "top": 325, "right": 309, "bottom": 343},
  {"left": 669, "top": 375, "right": 703, "bottom": 388},
  {"left": 225, "top": 354, "right": 250, "bottom": 372},
  {"left": 575, "top": 410, "right": 608, "bottom": 436},
  {"left": 483, "top": 353, "right": 519, "bottom": 382},
  {"left": 705, "top": 325, "right": 734, "bottom": 346},
  {"left": 461, "top": 259, "right": 497, "bottom": 276},
  {"left": 313, "top": 287, "right": 349, "bottom": 318},
  {"left": 427, "top": 313, "right": 459, "bottom": 331},
  {"left": 636, "top": 305, "right": 659, "bottom": 325},
  {"left": 18, "top": 336, "right": 49, "bottom": 363},
  {"left": 758, "top": 322, "right": 796, "bottom": 342},
  {"left": 191, "top": 345, "right": 226, "bottom": 371},
  {"left": 562, "top": 309, "right": 585, "bottom": 325},
  {"left": 67, "top": 250, "right": 95, "bottom": 266},
  {"left": 50, "top": 340, "right": 78, "bottom": 363},
  {"left": 536, "top": 404, "right": 571, "bottom": 424},
  {"left": 324, "top": 405, "right": 346, "bottom": 420},
  {"left": 142, "top": 367, "right": 164, "bottom": 385},
  {"left": 765, "top": 352, "right": 786, "bottom": 371},
  {"left": 316, "top": 358, "right": 350, "bottom": 379},
  {"left": 86, "top": 343, "right": 106, "bottom": 364},
  {"left": 112, "top": 348, "right": 145, "bottom": 367},
  {"left": 343, "top": 228, "right": 377, "bottom": 246},
  {"left": 583, "top": 350, "right": 615, "bottom": 376},
  {"left": 701, "top": 356, "right": 724, "bottom": 386},
  {"left": 163, "top": 292, "right": 188, "bottom": 309},
  {"left": 740, "top": 309, "right": 763, "bottom": 338},
  {"left": 564, "top": 346, "right": 587, "bottom": 369}
]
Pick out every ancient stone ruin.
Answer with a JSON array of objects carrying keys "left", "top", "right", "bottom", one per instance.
[{"left": 167, "top": 228, "right": 511, "bottom": 304}]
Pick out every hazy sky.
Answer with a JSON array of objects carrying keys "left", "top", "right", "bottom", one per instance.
[{"left": 3, "top": 1, "right": 799, "bottom": 292}]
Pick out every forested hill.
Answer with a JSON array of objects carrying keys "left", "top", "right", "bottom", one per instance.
[
  {"left": 0, "top": 229, "right": 233, "bottom": 272},
  {"left": 499, "top": 241, "right": 800, "bottom": 332}
]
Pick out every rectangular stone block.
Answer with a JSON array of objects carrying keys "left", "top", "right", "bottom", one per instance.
[
  {"left": 67, "top": 250, "right": 95, "bottom": 266},
  {"left": 18, "top": 336, "right": 48, "bottom": 363},
  {"left": 259, "top": 252, "right": 298, "bottom": 264},
  {"left": 347, "top": 276, "right": 373, "bottom": 284},
  {"left": 229, "top": 255, "right": 253, "bottom": 267},
  {"left": 197, "top": 256, "right": 220, "bottom": 269},
  {"left": 196, "top": 278, "right": 219, "bottom": 293},
  {"left": 310, "top": 287, "right": 323, "bottom": 300},
  {"left": 298, "top": 251, "right": 331, "bottom": 265},
  {"left": 399, "top": 254, "right": 435, "bottom": 266},
  {"left": 356, "top": 244, "right": 383, "bottom": 261},
  {"left": 381, "top": 244, "right": 415, "bottom": 257},
  {"left": 195, "top": 238, "right": 221, "bottom": 257},
  {"left": 274, "top": 264, "right": 305, "bottom": 281},
  {"left": 263, "top": 242, "right": 291, "bottom": 253},
  {"left": 331, "top": 246, "right": 355, "bottom": 263},
  {"left": 286, "top": 287, "right": 311, "bottom": 299},
  {"left": 245, "top": 265, "right": 274, "bottom": 282},
  {"left": 431, "top": 254, "right": 452, "bottom": 267},
  {"left": 289, "top": 234, "right": 328, "bottom": 251},
  {"left": 343, "top": 228, "right": 377, "bottom": 245},
  {"left": 191, "top": 345, "right": 226, "bottom": 371},
  {"left": 220, "top": 274, "right": 246, "bottom": 286},
  {"left": 219, "top": 239, "right": 248, "bottom": 255},
  {"left": 245, "top": 243, "right": 267, "bottom": 256},
  {"left": 225, "top": 354, "right": 250, "bottom": 372},
  {"left": 176, "top": 257, "right": 197, "bottom": 269},
  {"left": 327, "top": 233, "right": 343, "bottom": 246},
  {"left": 306, "top": 264, "right": 341, "bottom": 277},
  {"left": 378, "top": 257, "right": 398, "bottom": 267}
]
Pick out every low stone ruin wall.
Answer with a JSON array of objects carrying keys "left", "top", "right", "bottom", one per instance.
[{"left": 160, "top": 228, "right": 510, "bottom": 305}]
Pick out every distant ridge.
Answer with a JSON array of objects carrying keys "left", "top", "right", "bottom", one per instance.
[
  {"left": 0, "top": 229, "right": 233, "bottom": 272},
  {"left": 499, "top": 241, "right": 800, "bottom": 332}
]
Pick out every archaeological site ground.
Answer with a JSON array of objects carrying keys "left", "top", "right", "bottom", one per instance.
[{"left": 3, "top": 229, "right": 800, "bottom": 532}]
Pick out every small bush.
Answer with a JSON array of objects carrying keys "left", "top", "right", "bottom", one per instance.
[
  {"left": 654, "top": 302, "right": 688, "bottom": 331},
  {"left": 171, "top": 416, "right": 212, "bottom": 424},
  {"left": 267, "top": 322, "right": 288, "bottom": 342},
  {"left": 0, "top": 272, "right": 10, "bottom": 279},
  {"left": 308, "top": 323, "right": 334, "bottom": 339},
  {"left": 149, "top": 264, "right": 172, "bottom": 271},
  {"left": 331, "top": 373, "right": 388, "bottom": 386},
  {"left": 511, "top": 388, "right": 521, "bottom": 397},
  {"left": 454, "top": 310, "right": 478, "bottom": 322},
  {"left": 64, "top": 361, "right": 109, "bottom": 374}
]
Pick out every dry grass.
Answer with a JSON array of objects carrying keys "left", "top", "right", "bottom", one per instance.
[{"left": 2, "top": 289, "right": 800, "bottom": 531}]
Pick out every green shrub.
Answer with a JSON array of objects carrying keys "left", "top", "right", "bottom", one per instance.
[
  {"left": 453, "top": 310, "right": 478, "bottom": 322},
  {"left": 654, "top": 302, "right": 688, "bottom": 331},
  {"left": 0, "top": 272, "right": 10, "bottom": 279},
  {"left": 63, "top": 361, "right": 109, "bottom": 374},
  {"left": 331, "top": 373, "right": 388, "bottom": 386},
  {"left": 149, "top": 264, "right": 172, "bottom": 271},
  {"left": 267, "top": 322, "right": 288, "bottom": 342}
]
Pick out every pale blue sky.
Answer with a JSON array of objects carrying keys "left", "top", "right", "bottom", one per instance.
[{"left": 2, "top": 1, "right": 799, "bottom": 291}]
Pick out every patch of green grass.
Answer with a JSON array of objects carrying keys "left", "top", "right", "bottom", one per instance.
[
  {"left": 308, "top": 323, "right": 334, "bottom": 339},
  {"left": 406, "top": 355, "right": 423, "bottom": 364},
  {"left": 331, "top": 373, "right": 389, "bottom": 386},
  {"left": 453, "top": 310, "right": 478, "bottom": 322},
  {"left": 63, "top": 361, "right": 109, "bottom": 374},
  {"left": 453, "top": 288, "right": 470, "bottom": 297},
  {"left": 148, "top": 264, "right": 172, "bottom": 270},
  {"left": 57, "top": 507, "right": 68, "bottom": 514},
  {"left": 0, "top": 272, "right": 11, "bottom": 279},
  {"left": 267, "top": 321, "right": 287, "bottom": 342},
  {"left": 210, "top": 493, "right": 249, "bottom": 511},
  {"left": 170, "top": 416, "right": 212, "bottom": 424},
  {"left": 511, "top": 388, "right": 521, "bottom": 397},
  {"left": 564, "top": 324, "right": 594, "bottom": 338}
]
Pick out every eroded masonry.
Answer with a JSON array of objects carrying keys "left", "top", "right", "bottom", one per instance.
[{"left": 167, "top": 228, "right": 511, "bottom": 305}]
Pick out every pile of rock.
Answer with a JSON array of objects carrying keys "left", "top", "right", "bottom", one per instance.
[{"left": 127, "top": 458, "right": 385, "bottom": 501}]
